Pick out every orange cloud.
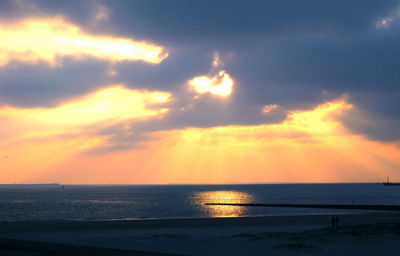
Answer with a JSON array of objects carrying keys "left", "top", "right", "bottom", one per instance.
[
  {"left": 0, "top": 85, "right": 172, "bottom": 183},
  {"left": 0, "top": 17, "right": 168, "bottom": 66},
  {"left": 21, "top": 97, "right": 400, "bottom": 185},
  {"left": 0, "top": 85, "right": 171, "bottom": 138},
  {"left": 2, "top": 96, "right": 400, "bottom": 184}
]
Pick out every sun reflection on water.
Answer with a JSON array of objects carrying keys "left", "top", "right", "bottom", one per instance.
[{"left": 192, "top": 190, "right": 255, "bottom": 217}]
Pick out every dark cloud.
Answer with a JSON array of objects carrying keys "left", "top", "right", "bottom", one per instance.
[
  {"left": 0, "top": 0, "right": 99, "bottom": 24},
  {"left": 114, "top": 49, "right": 213, "bottom": 92},
  {"left": 85, "top": 92, "right": 289, "bottom": 153},
  {"left": 106, "top": 0, "right": 397, "bottom": 42},
  {"left": 1, "top": 0, "right": 400, "bottom": 143},
  {"left": 0, "top": 58, "right": 112, "bottom": 107},
  {"left": 341, "top": 106, "right": 400, "bottom": 142}
]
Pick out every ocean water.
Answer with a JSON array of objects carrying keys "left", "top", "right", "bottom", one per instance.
[{"left": 0, "top": 183, "right": 399, "bottom": 222}]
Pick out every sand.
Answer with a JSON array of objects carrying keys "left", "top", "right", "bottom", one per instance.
[{"left": 0, "top": 213, "right": 400, "bottom": 255}]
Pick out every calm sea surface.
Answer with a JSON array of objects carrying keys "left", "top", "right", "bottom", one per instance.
[{"left": 0, "top": 183, "right": 399, "bottom": 222}]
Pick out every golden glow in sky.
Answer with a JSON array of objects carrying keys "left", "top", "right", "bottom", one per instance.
[
  {"left": 284, "top": 99, "right": 352, "bottom": 134},
  {"left": 2, "top": 97, "right": 399, "bottom": 184},
  {"left": 125, "top": 99, "right": 397, "bottom": 184},
  {"left": 0, "top": 18, "right": 399, "bottom": 185},
  {"left": 0, "top": 84, "right": 171, "bottom": 157},
  {"left": 189, "top": 70, "right": 234, "bottom": 97},
  {"left": 0, "top": 85, "right": 172, "bottom": 183},
  {"left": 0, "top": 17, "right": 168, "bottom": 66},
  {"left": 0, "top": 85, "right": 171, "bottom": 129},
  {"left": 2, "top": 4, "right": 399, "bottom": 187}
]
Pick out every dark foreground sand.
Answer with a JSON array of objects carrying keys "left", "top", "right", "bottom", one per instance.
[{"left": 1, "top": 213, "right": 400, "bottom": 255}]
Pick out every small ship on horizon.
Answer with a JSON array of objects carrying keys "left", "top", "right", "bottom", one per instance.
[{"left": 383, "top": 177, "right": 400, "bottom": 186}]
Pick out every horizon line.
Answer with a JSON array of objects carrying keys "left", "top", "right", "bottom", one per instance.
[{"left": 0, "top": 182, "right": 389, "bottom": 186}]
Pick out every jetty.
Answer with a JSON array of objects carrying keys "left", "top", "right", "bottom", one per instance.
[{"left": 205, "top": 203, "right": 400, "bottom": 211}]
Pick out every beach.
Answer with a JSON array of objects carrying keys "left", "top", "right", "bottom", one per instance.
[{"left": 1, "top": 213, "right": 400, "bottom": 255}]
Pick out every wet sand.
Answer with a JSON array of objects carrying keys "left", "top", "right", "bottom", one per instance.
[
  {"left": 0, "top": 239, "right": 182, "bottom": 256},
  {"left": 0, "top": 213, "right": 400, "bottom": 255}
]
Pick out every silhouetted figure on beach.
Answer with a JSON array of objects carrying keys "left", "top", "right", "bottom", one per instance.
[
  {"left": 335, "top": 216, "right": 340, "bottom": 228},
  {"left": 330, "top": 216, "right": 340, "bottom": 230},
  {"left": 330, "top": 216, "right": 335, "bottom": 229}
]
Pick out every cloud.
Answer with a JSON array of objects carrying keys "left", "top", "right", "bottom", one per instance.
[
  {"left": 0, "top": 83, "right": 172, "bottom": 181},
  {"left": 189, "top": 71, "right": 234, "bottom": 97},
  {"left": 102, "top": 0, "right": 395, "bottom": 43},
  {"left": 95, "top": 5, "right": 109, "bottom": 22},
  {"left": 263, "top": 104, "right": 278, "bottom": 113},
  {"left": 3, "top": 91, "right": 400, "bottom": 184},
  {"left": 188, "top": 53, "right": 234, "bottom": 97},
  {"left": 0, "top": 84, "right": 171, "bottom": 140},
  {"left": 1, "top": 0, "right": 400, "bottom": 184},
  {"left": 212, "top": 52, "right": 223, "bottom": 69},
  {"left": 173, "top": 98, "right": 351, "bottom": 143},
  {"left": 90, "top": 96, "right": 349, "bottom": 153},
  {"left": 0, "top": 17, "right": 168, "bottom": 66},
  {"left": 1, "top": 0, "right": 400, "bottom": 144},
  {"left": 375, "top": 4, "right": 400, "bottom": 29},
  {"left": 0, "top": 59, "right": 113, "bottom": 107},
  {"left": 341, "top": 105, "right": 400, "bottom": 142},
  {"left": 35, "top": 96, "right": 400, "bottom": 184}
]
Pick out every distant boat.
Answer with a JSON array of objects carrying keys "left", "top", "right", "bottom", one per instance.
[{"left": 383, "top": 177, "right": 400, "bottom": 186}]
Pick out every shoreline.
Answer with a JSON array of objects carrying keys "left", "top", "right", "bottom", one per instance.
[
  {"left": 0, "top": 210, "right": 376, "bottom": 223},
  {"left": 1, "top": 212, "right": 399, "bottom": 232}
]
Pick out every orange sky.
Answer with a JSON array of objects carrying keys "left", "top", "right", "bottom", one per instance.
[
  {"left": 1, "top": 16, "right": 400, "bottom": 184},
  {"left": 1, "top": 92, "right": 399, "bottom": 184}
]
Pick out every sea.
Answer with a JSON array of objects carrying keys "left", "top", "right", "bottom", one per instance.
[{"left": 0, "top": 183, "right": 399, "bottom": 222}]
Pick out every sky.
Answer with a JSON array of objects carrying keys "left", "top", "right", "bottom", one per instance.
[{"left": 1, "top": 0, "right": 400, "bottom": 184}]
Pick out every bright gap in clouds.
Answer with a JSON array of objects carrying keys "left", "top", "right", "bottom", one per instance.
[
  {"left": 0, "top": 17, "right": 168, "bottom": 66},
  {"left": 189, "top": 70, "right": 234, "bottom": 97},
  {"left": 188, "top": 53, "right": 234, "bottom": 97}
]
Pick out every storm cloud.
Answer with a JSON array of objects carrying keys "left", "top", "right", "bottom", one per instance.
[{"left": 1, "top": 0, "right": 400, "bottom": 145}]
